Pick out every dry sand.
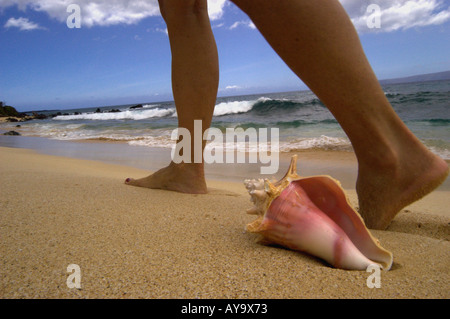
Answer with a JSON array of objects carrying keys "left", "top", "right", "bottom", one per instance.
[{"left": 0, "top": 146, "right": 449, "bottom": 299}]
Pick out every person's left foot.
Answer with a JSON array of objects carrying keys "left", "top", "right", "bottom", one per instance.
[{"left": 125, "top": 161, "right": 208, "bottom": 194}]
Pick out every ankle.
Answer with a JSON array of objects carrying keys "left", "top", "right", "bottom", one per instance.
[
  {"left": 169, "top": 161, "right": 207, "bottom": 191},
  {"left": 170, "top": 161, "right": 205, "bottom": 176},
  {"left": 355, "top": 138, "right": 399, "bottom": 173}
]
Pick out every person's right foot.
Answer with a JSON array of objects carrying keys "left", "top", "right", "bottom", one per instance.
[{"left": 357, "top": 147, "right": 448, "bottom": 230}]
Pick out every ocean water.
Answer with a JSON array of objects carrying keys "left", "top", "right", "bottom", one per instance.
[{"left": 1, "top": 80, "right": 449, "bottom": 159}]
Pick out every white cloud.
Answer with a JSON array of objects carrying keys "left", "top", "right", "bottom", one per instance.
[
  {"left": 0, "top": 0, "right": 227, "bottom": 27},
  {"left": 225, "top": 85, "right": 240, "bottom": 90},
  {"left": 4, "top": 16, "right": 43, "bottom": 30},
  {"left": 229, "top": 20, "right": 256, "bottom": 30},
  {"left": 155, "top": 27, "right": 168, "bottom": 35},
  {"left": 207, "top": 0, "right": 227, "bottom": 21},
  {"left": 212, "top": 22, "right": 225, "bottom": 29},
  {"left": 339, "top": 0, "right": 450, "bottom": 33},
  {"left": 4, "top": 0, "right": 446, "bottom": 32}
]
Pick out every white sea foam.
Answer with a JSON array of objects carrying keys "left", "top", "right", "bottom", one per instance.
[
  {"left": 128, "top": 136, "right": 175, "bottom": 148},
  {"left": 52, "top": 96, "right": 271, "bottom": 120},
  {"left": 427, "top": 146, "right": 450, "bottom": 160},
  {"left": 279, "top": 135, "right": 352, "bottom": 152},
  {"left": 213, "top": 101, "right": 255, "bottom": 116},
  {"left": 54, "top": 108, "right": 175, "bottom": 121},
  {"left": 205, "top": 141, "right": 276, "bottom": 152},
  {"left": 142, "top": 104, "right": 160, "bottom": 108},
  {"left": 213, "top": 97, "right": 271, "bottom": 116},
  {"left": 27, "top": 127, "right": 135, "bottom": 141},
  {"left": 127, "top": 133, "right": 352, "bottom": 153}
]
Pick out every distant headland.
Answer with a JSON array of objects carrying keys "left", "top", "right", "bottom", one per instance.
[{"left": 379, "top": 70, "right": 450, "bottom": 85}]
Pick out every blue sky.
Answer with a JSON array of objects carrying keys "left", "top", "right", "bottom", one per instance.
[{"left": 1, "top": 0, "right": 449, "bottom": 111}]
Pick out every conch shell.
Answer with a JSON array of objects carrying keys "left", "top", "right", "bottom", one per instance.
[{"left": 244, "top": 155, "right": 393, "bottom": 271}]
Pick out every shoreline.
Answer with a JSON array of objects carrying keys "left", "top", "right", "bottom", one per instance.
[
  {"left": 0, "top": 134, "right": 359, "bottom": 185},
  {"left": 1, "top": 134, "right": 449, "bottom": 190},
  {"left": 0, "top": 144, "right": 449, "bottom": 298}
]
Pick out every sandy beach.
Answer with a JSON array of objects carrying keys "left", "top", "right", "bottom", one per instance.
[{"left": 0, "top": 145, "right": 449, "bottom": 299}]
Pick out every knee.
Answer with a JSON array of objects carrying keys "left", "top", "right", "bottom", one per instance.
[{"left": 159, "top": 0, "right": 209, "bottom": 24}]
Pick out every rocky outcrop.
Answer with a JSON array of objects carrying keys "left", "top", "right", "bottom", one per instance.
[
  {"left": 3, "top": 131, "right": 21, "bottom": 136},
  {"left": 0, "top": 104, "right": 22, "bottom": 118}
]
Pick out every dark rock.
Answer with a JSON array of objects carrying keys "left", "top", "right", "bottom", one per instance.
[
  {"left": 6, "top": 117, "right": 18, "bottom": 122},
  {"left": 16, "top": 125, "right": 21, "bottom": 128},
  {"left": 3, "top": 131, "right": 21, "bottom": 136},
  {"left": 32, "top": 112, "right": 48, "bottom": 120},
  {"left": 95, "top": 108, "right": 102, "bottom": 113},
  {"left": 130, "top": 104, "right": 143, "bottom": 109},
  {"left": 108, "top": 109, "right": 121, "bottom": 113}
]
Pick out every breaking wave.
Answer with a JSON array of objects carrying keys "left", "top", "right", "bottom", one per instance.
[{"left": 54, "top": 108, "right": 176, "bottom": 121}]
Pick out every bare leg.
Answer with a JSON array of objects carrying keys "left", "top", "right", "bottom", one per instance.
[
  {"left": 231, "top": 0, "right": 449, "bottom": 229},
  {"left": 125, "top": 0, "right": 219, "bottom": 194}
]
